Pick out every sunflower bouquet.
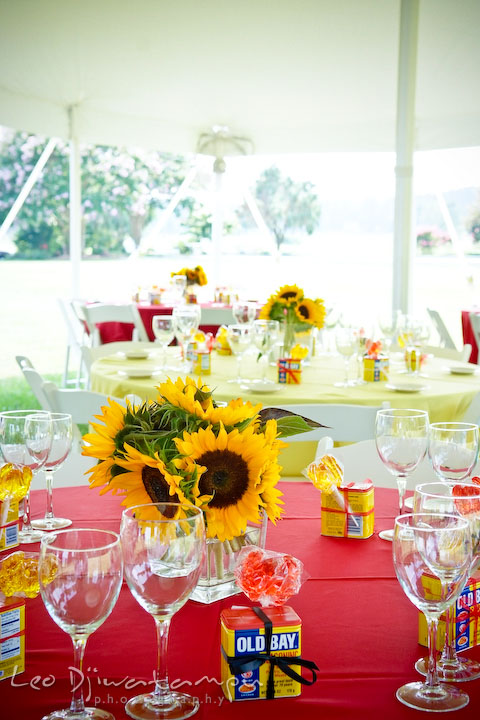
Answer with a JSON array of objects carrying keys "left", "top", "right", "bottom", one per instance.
[
  {"left": 82, "top": 377, "right": 318, "bottom": 546},
  {"left": 171, "top": 265, "right": 208, "bottom": 287},
  {"left": 259, "top": 284, "right": 326, "bottom": 355}
]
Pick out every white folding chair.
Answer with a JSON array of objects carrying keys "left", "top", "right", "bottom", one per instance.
[
  {"left": 80, "top": 303, "right": 149, "bottom": 345},
  {"left": 423, "top": 344, "right": 472, "bottom": 362},
  {"left": 200, "top": 306, "right": 235, "bottom": 326},
  {"left": 427, "top": 308, "right": 457, "bottom": 349},
  {"left": 16, "top": 357, "right": 53, "bottom": 411},
  {"left": 271, "top": 402, "right": 390, "bottom": 443},
  {"left": 316, "top": 437, "right": 438, "bottom": 489},
  {"left": 57, "top": 297, "right": 89, "bottom": 387}
]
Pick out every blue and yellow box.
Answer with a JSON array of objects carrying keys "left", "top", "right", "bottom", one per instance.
[
  {"left": 0, "top": 597, "right": 25, "bottom": 681},
  {"left": 418, "top": 576, "right": 480, "bottom": 651},
  {"left": 221, "top": 606, "right": 303, "bottom": 701},
  {"left": 362, "top": 355, "right": 389, "bottom": 382}
]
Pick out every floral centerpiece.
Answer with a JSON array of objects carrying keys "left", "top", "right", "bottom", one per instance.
[
  {"left": 171, "top": 265, "right": 208, "bottom": 287},
  {"left": 259, "top": 284, "right": 326, "bottom": 356},
  {"left": 82, "top": 377, "right": 319, "bottom": 601}
]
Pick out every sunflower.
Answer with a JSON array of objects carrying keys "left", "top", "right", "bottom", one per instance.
[
  {"left": 111, "top": 444, "right": 190, "bottom": 520},
  {"left": 86, "top": 457, "right": 119, "bottom": 494},
  {"left": 205, "top": 397, "right": 262, "bottom": 427},
  {"left": 276, "top": 284, "right": 303, "bottom": 305},
  {"left": 294, "top": 297, "right": 325, "bottom": 328},
  {"left": 174, "top": 424, "right": 271, "bottom": 541},
  {"left": 82, "top": 398, "right": 127, "bottom": 460},
  {"left": 258, "top": 296, "right": 277, "bottom": 321},
  {"left": 156, "top": 376, "right": 213, "bottom": 420}
]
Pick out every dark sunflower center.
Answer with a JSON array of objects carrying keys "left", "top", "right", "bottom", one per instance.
[
  {"left": 142, "top": 466, "right": 178, "bottom": 518},
  {"left": 297, "top": 304, "right": 309, "bottom": 319},
  {"left": 280, "top": 291, "right": 298, "bottom": 300},
  {"left": 198, "top": 450, "right": 249, "bottom": 509}
]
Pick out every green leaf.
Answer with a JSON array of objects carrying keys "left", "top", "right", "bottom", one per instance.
[{"left": 275, "top": 415, "right": 324, "bottom": 438}]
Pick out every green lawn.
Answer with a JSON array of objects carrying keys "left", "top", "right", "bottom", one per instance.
[{"left": 0, "top": 373, "right": 64, "bottom": 412}]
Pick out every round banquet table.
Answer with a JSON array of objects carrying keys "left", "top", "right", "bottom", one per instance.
[
  {"left": 89, "top": 348, "right": 480, "bottom": 474},
  {"left": 3, "top": 483, "right": 480, "bottom": 720}
]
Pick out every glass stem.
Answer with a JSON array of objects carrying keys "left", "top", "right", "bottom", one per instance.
[
  {"left": 236, "top": 355, "right": 242, "bottom": 382},
  {"left": 344, "top": 357, "right": 349, "bottom": 384},
  {"left": 151, "top": 616, "right": 173, "bottom": 707},
  {"left": 397, "top": 476, "right": 407, "bottom": 514},
  {"left": 22, "top": 490, "right": 32, "bottom": 531},
  {"left": 69, "top": 636, "right": 87, "bottom": 713},
  {"left": 44, "top": 470, "right": 54, "bottom": 520},
  {"left": 425, "top": 614, "right": 441, "bottom": 689},
  {"left": 440, "top": 606, "right": 458, "bottom": 664}
]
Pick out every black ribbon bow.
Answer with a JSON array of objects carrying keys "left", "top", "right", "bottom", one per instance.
[{"left": 224, "top": 606, "right": 319, "bottom": 700}]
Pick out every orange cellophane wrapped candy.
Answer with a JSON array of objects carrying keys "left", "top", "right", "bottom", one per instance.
[{"left": 234, "top": 546, "right": 306, "bottom": 607}]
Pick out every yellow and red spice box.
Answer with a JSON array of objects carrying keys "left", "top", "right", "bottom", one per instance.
[
  {"left": 0, "top": 596, "right": 25, "bottom": 681},
  {"left": 220, "top": 605, "right": 303, "bottom": 701},
  {"left": 0, "top": 501, "right": 19, "bottom": 553},
  {"left": 418, "top": 575, "right": 480, "bottom": 652},
  {"left": 321, "top": 480, "right": 374, "bottom": 539}
]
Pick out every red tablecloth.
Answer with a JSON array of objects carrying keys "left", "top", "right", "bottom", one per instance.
[
  {"left": 97, "top": 304, "right": 225, "bottom": 343},
  {"left": 3, "top": 484, "right": 480, "bottom": 720},
  {"left": 462, "top": 310, "right": 478, "bottom": 364}
]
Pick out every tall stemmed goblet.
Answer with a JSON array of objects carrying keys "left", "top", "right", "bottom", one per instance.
[
  {"left": 39, "top": 529, "right": 123, "bottom": 720},
  {"left": 413, "top": 481, "right": 480, "bottom": 683},
  {"left": 226, "top": 323, "right": 252, "bottom": 384},
  {"left": 120, "top": 503, "right": 205, "bottom": 720},
  {"left": 31, "top": 412, "right": 73, "bottom": 531},
  {"left": 152, "top": 315, "right": 175, "bottom": 371},
  {"left": 170, "top": 274, "right": 187, "bottom": 305},
  {"left": 334, "top": 326, "right": 357, "bottom": 387},
  {"left": 172, "top": 305, "right": 201, "bottom": 372},
  {"left": 251, "top": 319, "right": 280, "bottom": 383},
  {"left": 0, "top": 409, "right": 52, "bottom": 543},
  {"left": 232, "top": 300, "right": 257, "bottom": 325},
  {"left": 375, "top": 408, "right": 429, "bottom": 541},
  {"left": 429, "top": 422, "right": 479, "bottom": 485},
  {"left": 393, "top": 513, "right": 472, "bottom": 712}
]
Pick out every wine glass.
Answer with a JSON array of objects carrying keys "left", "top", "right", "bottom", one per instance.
[
  {"left": 120, "top": 503, "right": 205, "bottom": 720},
  {"left": 232, "top": 300, "right": 257, "bottom": 325},
  {"left": 172, "top": 305, "right": 201, "bottom": 371},
  {"left": 375, "top": 408, "right": 429, "bottom": 540},
  {"left": 0, "top": 409, "right": 52, "bottom": 544},
  {"left": 413, "top": 481, "right": 480, "bottom": 683},
  {"left": 38, "top": 528, "right": 123, "bottom": 720},
  {"left": 226, "top": 324, "right": 252, "bottom": 384},
  {"left": 334, "top": 326, "right": 357, "bottom": 387},
  {"left": 429, "top": 422, "right": 479, "bottom": 484},
  {"left": 393, "top": 513, "right": 472, "bottom": 712},
  {"left": 31, "top": 412, "right": 73, "bottom": 531},
  {"left": 152, "top": 314, "right": 175, "bottom": 370},
  {"left": 170, "top": 275, "right": 187, "bottom": 305},
  {"left": 251, "top": 319, "right": 280, "bottom": 383}
]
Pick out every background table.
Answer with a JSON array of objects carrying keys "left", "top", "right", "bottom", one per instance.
[
  {"left": 91, "top": 349, "right": 480, "bottom": 422},
  {"left": 4, "top": 483, "right": 480, "bottom": 719},
  {"left": 97, "top": 303, "right": 234, "bottom": 343}
]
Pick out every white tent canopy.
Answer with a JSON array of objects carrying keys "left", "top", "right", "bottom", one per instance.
[
  {"left": 0, "top": 0, "right": 479, "bottom": 306},
  {"left": 0, "top": 0, "right": 479, "bottom": 154}
]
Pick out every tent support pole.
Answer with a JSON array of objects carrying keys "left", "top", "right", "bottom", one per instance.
[
  {"left": 69, "top": 106, "right": 82, "bottom": 299},
  {"left": 392, "top": 0, "right": 419, "bottom": 316}
]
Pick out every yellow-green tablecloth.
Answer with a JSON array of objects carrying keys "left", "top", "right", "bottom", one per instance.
[{"left": 90, "top": 349, "right": 480, "bottom": 474}]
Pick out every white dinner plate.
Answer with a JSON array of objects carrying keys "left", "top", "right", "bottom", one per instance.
[
  {"left": 240, "top": 381, "right": 282, "bottom": 394},
  {"left": 379, "top": 529, "right": 394, "bottom": 542},
  {"left": 125, "top": 349, "right": 150, "bottom": 360},
  {"left": 448, "top": 364, "right": 476, "bottom": 375},
  {"left": 385, "top": 381, "right": 427, "bottom": 393},
  {"left": 119, "top": 368, "right": 156, "bottom": 379},
  {"left": 404, "top": 496, "right": 414, "bottom": 510}
]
